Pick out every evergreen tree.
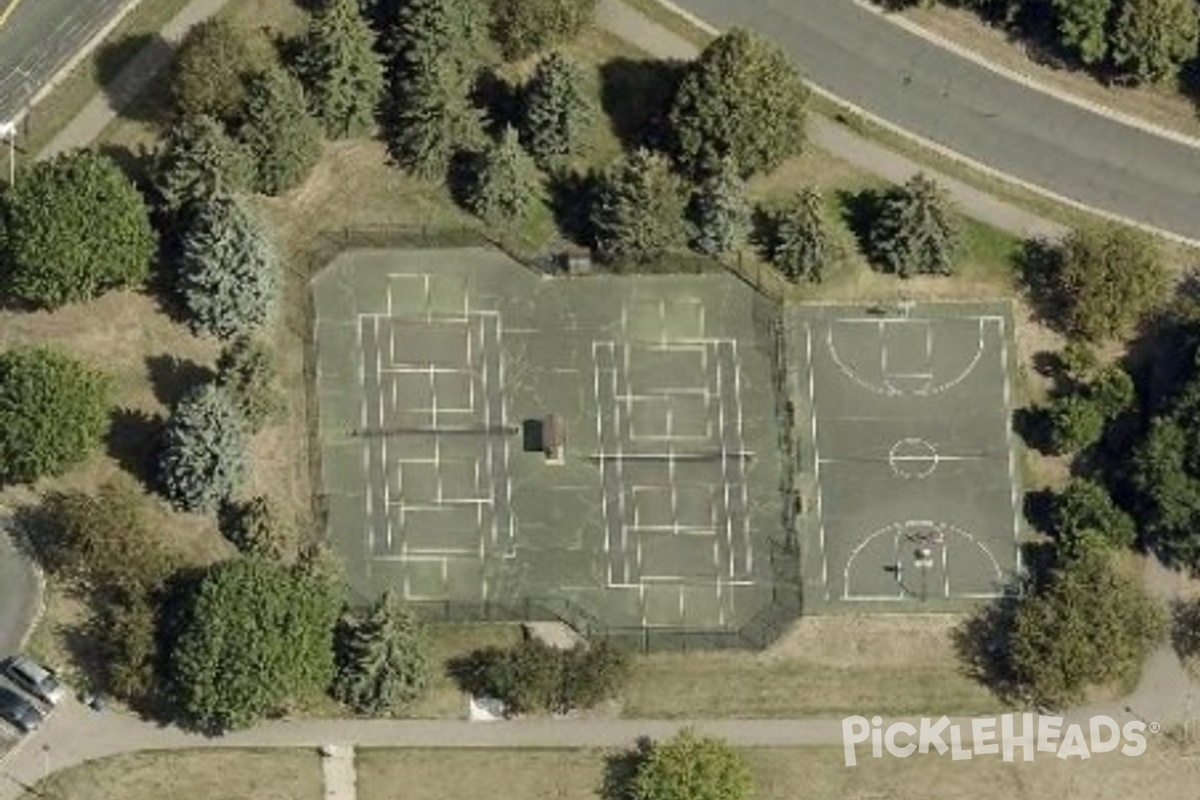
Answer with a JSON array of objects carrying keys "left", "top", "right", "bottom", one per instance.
[
  {"left": 868, "top": 174, "right": 960, "bottom": 278},
  {"left": 154, "top": 115, "right": 255, "bottom": 216},
  {"left": 591, "top": 149, "right": 688, "bottom": 265},
  {"left": 1110, "top": 0, "right": 1200, "bottom": 85},
  {"left": 466, "top": 126, "right": 542, "bottom": 226},
  {"left": 219, "top": 495, "right": 289, "bottom": 560},
  {"left": 519, "top": 51, "right": 594, "bottom": 170},
  {"left": 767, "top": 188, "right": 834, "bottom": 283},
  {"left": 216, "top": 336, "right": 282, "bottom": 431},
  {"left": 0, "top": 347, "right": 111, "bottom": 486},
  {"left": 177, "top": 194, "right": 279, "bottom": 339},
  {"left": 295, "top": 0, "right": 385, "bottom": 137},
  {"left": 237, "top": 68, "right": 324, "bottom": 195},
  {"left": 0, "top": 150, "right": 155, "bottom": 308},
  {"left": 383, "top": 0, "right": 492, "bottom": 179},
  {"left": 332, "top": 590, "right": 430, "bottom": 714},
  {"left": 489, "top": 0, "right": 596, "bottom": 61},
  {"left": 669, "top": 28, "right": 810, "bottom": 179},
  {"left": 689, "top": 157, "right": 749, "bottom": 257},
  {"left": 159, "top": 383, "right": 248, "bottom": 513}
]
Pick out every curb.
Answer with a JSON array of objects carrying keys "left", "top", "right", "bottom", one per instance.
[
  {"left": 4, "top": 0, "right": 144, "bottom": 129},
  {"left": 849, "top": 0, "right": 1200, "bottom": 154},
  {"left": 646, "top": 0, "right": 1200, "bottom": 248}
]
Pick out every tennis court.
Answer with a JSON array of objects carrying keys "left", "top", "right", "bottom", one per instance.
[
  {"left": 787, "top": 303, "right": 1022, "bottom": 609},
  {"left": 312, "top": 248, "right": 790, "bottom": 636}
]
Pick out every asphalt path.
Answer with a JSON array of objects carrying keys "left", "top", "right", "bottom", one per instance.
[
  {"left": 0, "top": 513, "right": 37, "bottom": 658},
  {"left": 670, "top": 0, "right": 1200, "bottom": 241},
  {"left": 0, "top": 0, "right": 133, "bottom": 122}
]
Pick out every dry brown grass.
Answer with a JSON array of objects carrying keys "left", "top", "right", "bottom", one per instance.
[
  {"left": 621, "top": 615, "right": 1004, "bottom": 718},
  {"left": 903, "top": 5, "right": 1200, "bottom": 140},
  {"left": 355, "top": 741, "right": 1200, "bottom": 800},
  {"left": 31, "top": 749, "right": 322, "bottom": 800}
]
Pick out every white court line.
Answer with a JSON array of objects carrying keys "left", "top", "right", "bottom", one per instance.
[
  {"left": 807, "top": 323, "right": 828, "bottom": 598},
  {"left": 998, "top": 316, "right": 1023, "bottom": 577},
  {"left": 731, "top": 340, "right": 751, "bottom": 575}
]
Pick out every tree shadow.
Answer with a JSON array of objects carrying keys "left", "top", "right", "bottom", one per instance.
[
  {"left": 11, "top": 501, "right": 62, "bottom": 572},
  {"left": 748, "top": 204, "right": 779, "bottom": 262},
  {"left": 94, "top": 33, "right": 176, "bottom": 125},
  {"left": 546, "top": 168, "right": 598, "bottom": 247},
  {"left": 951, "top": 594, "right": 1021, "bottom": 703},
  {"left": 446, "top": 148, "right": 485, "bottom": 213},
  {"left": 834, "top": 187, "right": 885, "bottom": 258},
  {"left": 599, "top": 738, "right": 651, "bottom": 800},
  {"left": 106, "top": 407, "right": 165, "bottom": 487},
  {"left": 96, "top": 141, "right": 158, "bottom": 197},
  {"left": 1170, "top": 597, "right": 1200, "bottom": 666},
  {"left": 598, "top": 57, "right": 687, "bottom": 152},
  {"left": 1014, "top": 237, "right": 1064, "bottom": 330},
  {"left": 476, "top": 70, "right": 523, "bottom": 136},
  {"left": 1012, "top": 406, "right": 1053, "bottom": 454},
  {"left": 1022, "top": 487, "right": 1057, "bottom": 536},
  {"left": 145, "top": 354, "right": 212, "bottom": 408}
]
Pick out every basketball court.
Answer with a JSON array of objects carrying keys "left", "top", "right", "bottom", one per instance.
[{"left": 788, "top": 303, "right": 1021, "bottom": 609}]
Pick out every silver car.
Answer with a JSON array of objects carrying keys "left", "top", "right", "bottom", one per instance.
[{"left": 4, "top": 656, "right": 65, "bottom": 706}]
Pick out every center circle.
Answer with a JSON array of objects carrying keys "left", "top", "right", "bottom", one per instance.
[{"left": 888, "top": 438, "right": 938, "bottom": 479}]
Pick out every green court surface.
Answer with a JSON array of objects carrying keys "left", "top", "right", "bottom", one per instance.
[
  {"left": 312, "top": 248, "right": 791, "bottom": 639},
  {"left": 312, "top": 249, "right": 1022, "bottom": 643},
  {"left": 786, "top": 303, "right": 1021, "bottom": 610}
]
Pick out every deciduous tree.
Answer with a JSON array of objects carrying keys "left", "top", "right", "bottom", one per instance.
[
  {"left": 632, "top": 729, "right": 753, "bottom": 800},
  {"left": 169, "top": 557, "right": 341, "bottom": 731},
  {"left": 0, "top": 347, "right": 111, "bottom": 486},
  {"left": 170, "top": 19, "right": 263, "bottom": 120},
  {"left": 1050, "top": 0, "right": 1114, "bottom": 65},
  {"left": 668, "top": 28, "right": 809, "bottom": 178},
  {"left": 0, "top": 150, "right": 155, "bottom": 308},
  {"left": 1052, "top": 224, "right": 1166, "bottom": 341}
]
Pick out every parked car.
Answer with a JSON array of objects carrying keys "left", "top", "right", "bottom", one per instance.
[
  {"left": 4, "top": 656, "right": 65, "bottom": 706},
  {"left": 0, "top": 686, "right": 42, "bottom": 733}
]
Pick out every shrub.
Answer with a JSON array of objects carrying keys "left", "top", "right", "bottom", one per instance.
[
  {"left": 177, "top": 194, "right": 279, "bottom": 339},
  {"left": 219, "top": 495, "right": 289, "bottom": 560},
  {"left": 633, "top": 729, "right": 753, "bottom": 800},
  {"left": 215, "top": 336, "right": 282, "bottom": 431},
  {"left": 0, "top": 347, "right": 111, "bottom": 486},
  {"left": 158, "top": 383, "right": 248, "bottom": 512},
  {"left": 0, "top": 150, "right": 155, "bottom": 308}
]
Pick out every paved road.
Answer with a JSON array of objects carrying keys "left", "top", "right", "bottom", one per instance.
[
  {"left": 0, "top": 513, "right": 37, "bottom": 658},
  {"left": 0, "top": 0, "right": 134, "bottom": 122},
  {"left": 669, "top": 0, "right": 1200, "bottom": 241}
]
